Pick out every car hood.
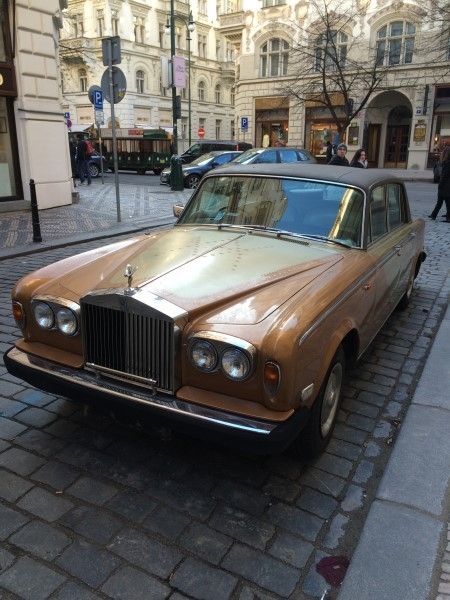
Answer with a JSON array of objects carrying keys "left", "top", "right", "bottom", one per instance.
[{"left": 35, "top": 228, "right": 344, "bottom": 325}]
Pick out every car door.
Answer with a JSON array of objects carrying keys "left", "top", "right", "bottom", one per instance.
[{"left": 365, "top": 184, "right": 405, "bottom": 340}]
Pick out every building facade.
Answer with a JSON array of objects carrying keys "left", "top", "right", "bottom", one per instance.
[
  {"left": 227, "top": 0, "right": 450, "bottom": 168},
  {"left": 1, "top": 0, "right": 72, "bottom": 210},
  {"left": 59, "top": 0, "right": 238, "bottom": 153}
]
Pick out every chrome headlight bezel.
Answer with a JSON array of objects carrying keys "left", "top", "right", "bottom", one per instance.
[
  {"left": 31, "top": 296, "right": 80, "bottom": 337},
  {"left": 188, "top": 332, "right": 256, "bottom": 381}
]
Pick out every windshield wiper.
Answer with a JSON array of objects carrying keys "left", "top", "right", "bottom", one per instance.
[{"left": 299, "top": 234, "right": 354, "bottom": 248}]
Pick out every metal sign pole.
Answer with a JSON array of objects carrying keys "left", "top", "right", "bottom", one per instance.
[{"left": 108, "top": 39, "right": 121, "bottom": 223}]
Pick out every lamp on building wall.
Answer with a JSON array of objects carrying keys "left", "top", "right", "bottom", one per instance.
[{"left": 165, "top": 3, "right": 195, "bottom": 148}]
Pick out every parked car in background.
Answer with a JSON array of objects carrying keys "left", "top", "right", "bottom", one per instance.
[
  {"left": 5, "top": 164, "right": 426, "bottom": 458},
  {"left": 226, "top": 147, "right": 317, "bottom": 166},
  {"left": 160, "top": 150, "right": 242, "bottom": 189},
  {"left": 179, "top": 140, "right": 252, "bottom": 164},
  {"left": 74, "top": 151, "right": 107, "bottom": 179}
]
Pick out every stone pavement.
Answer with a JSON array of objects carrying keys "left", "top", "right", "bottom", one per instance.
[
  {"left": 0, "top": 171, "right": 449, "bottom": 599},
  {"left": 0, "top": 179, "right": 191, "bottom": 258}
]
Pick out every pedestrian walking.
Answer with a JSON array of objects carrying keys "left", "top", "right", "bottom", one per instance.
[
  {"left": 76, "top": 134, "right": 92, "bottom": 186},
  {"left": 69, "top": 138, "right": 77, "bottom": 187},
  {"left": 328, "top": 143, "right": 350, "bottom": 166},
  {"left": 350, "top": 148, "right": 368, "bottom": 168},
  {"left": 325, "top": 140, "right": 333, "bottom": 163},
  {"left": 429, "top": 145, "right": 450, "bottom": 221}
]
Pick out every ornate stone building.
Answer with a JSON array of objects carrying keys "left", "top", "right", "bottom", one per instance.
[
  {"left": 59, "top": 0, "right": 238, "bottom": 153},
  {"left": 226, "top": 0, "right": 450, "bottom": 168}
]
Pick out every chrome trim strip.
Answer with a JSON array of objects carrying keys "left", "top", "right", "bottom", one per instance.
[
  {"left": 32, "top": 295, "right": 81, "bottom": 314},
  {"left": 8, "top": 347, "right": 275, "bottom": 436}
]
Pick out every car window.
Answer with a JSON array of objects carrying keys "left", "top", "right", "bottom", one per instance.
[
  {"left": 278, "top": 149, "right": 299, "bottom": 163},
  {"left": 370, "top": 186, "right": 388, "bottom": 241},
  {"left": 214, "top": 153, "right": 235, "bottom": 165},
  {"left": 255, "top": 150, "right": 278, "bottom": 164},
  {"left": 387, "top": 183, "right": 404, "bottom": 229},
  {"left": 296, "top": 151, "right": 311, "bottom": 161}
]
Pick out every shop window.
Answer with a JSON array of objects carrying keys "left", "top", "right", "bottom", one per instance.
[
  {"left": 376, "top": 21, "right": 415, "bottom": 66},
  {"left": 260, "top": 38, "right": 289, "bottom": 77},
  {"left": 314, "top": 30, "right": 348, "bottom": 72}
]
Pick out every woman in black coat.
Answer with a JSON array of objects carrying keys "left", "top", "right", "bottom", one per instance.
[
  {"left": 350, "top": 148, "right": 368, "bottom": 168},
  {"left": 429, "top": 146, "right": 450, "bottom": 222}
]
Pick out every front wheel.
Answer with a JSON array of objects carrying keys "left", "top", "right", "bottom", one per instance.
[{"left": 298, "top": 346, "right": 345, "bottom": 458}]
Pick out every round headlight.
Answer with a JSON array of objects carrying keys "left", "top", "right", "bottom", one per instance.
[
  {"left": 33, "top": 302, "right": 55, "bottom": 329},
  {"left": 190, "top": 340, "right": 218, "bottom": 372},
  {"left": 56, "top": 308, "right": 78, "bottom": 336},
  {"left": 221, "top": 348, "right": 251, "bottom": 381}
]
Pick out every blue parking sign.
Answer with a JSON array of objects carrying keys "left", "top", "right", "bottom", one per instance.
[
  {"left": 94, "top": 90, "right": 103, "bottom": 110},
  {"left": 241, "top": 117, "right": 248, "bottom": 130}
]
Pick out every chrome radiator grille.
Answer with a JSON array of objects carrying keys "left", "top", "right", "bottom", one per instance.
[{"left": 81, "top": 300, "right": 176, "bottom": 394}]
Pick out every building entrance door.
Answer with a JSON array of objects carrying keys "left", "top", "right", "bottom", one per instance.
[
  {"left": 366, "top": 124, "right": 381, "bottom": 168},
  {"left": 384, "top": 125, "right": 409, "bottom": 168}
]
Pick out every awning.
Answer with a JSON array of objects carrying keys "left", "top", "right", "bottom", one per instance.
[{"left": 68, "top": 124, "right": 93, "bottom": 133}]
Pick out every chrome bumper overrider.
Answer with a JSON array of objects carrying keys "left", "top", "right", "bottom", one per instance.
[{"left": 6, "top": 347, "right": 276, "bottom": 436}]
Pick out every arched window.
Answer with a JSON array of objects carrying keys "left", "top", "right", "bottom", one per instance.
[
  {"left": 376, "top": 21, "right": 415, "bottom": 66},
  {"left": 314, "top": 30, "right": 348, "bottom": 72},
  {"left": 215, "top": 84, "right": 221, "bottom": 104},
  {"left": 260, "top": 38, "right": 289, "bottom": 77},
  {"left": 136, "top": 70, "right": 145, "bottom": 94},
  {"left": 198, "top": 81, "right": 206, "bottom": 102},
  {"left": 78, "top": 69, "right": 87, "bottom": 92}
]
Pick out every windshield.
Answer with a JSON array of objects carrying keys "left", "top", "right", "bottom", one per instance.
[{"left": 177, "top": 175, "right": 365, "bottom": 247}]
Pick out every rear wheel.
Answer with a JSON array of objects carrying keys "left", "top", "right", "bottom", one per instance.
[
  {"left": 185, "top": 174, "right": 201, "bottom": 189},
  {"left": 298, "top": 346, "right": 345, "bottom": 458},
  {"left": 397, "top": 271, "right": 414, "bottom": 310},
  {"left": 89, "top": 163, "right": 99, "bottom": 178}
]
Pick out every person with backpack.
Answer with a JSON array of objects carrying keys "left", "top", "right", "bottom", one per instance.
[{"left": 76, "top": 134, "right": 92, "bottom": 186}]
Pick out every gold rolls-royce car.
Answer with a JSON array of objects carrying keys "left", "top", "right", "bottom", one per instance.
[{"left": 4, "top": 164, "right": 426, "bottom": 457}]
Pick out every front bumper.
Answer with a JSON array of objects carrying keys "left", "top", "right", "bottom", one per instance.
[{"left": 4, "top": 346, "right": 309, "bottom": 453}]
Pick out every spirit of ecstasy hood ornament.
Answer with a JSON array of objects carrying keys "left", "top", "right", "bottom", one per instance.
[{"left": 124, "top": 264, "right": 138, "bottom": 289}]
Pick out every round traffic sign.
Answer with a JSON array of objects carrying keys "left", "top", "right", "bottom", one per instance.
[
  {"left": 101, "top": 67, "right": 127, "bottom": 104},
  {"left": 198, "top": 128, "right": 205, "bottom": 138}
]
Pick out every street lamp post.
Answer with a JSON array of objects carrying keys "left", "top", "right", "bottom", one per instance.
[{"left": 165, "top": 3, "right": 195, "bottom": 149}]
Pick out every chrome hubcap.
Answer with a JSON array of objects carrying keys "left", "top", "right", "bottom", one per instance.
[{"left": 320, "top": 362, "right": 343, "bottom": 438}]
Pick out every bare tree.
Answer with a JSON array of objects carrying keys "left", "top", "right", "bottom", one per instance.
[{"left": 280, "top": 0, "right": 405, "bottom": 141}]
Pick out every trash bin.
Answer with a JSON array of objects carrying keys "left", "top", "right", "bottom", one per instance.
[{"left": 170, "top": 155, "right": 184, "bottom": 191}]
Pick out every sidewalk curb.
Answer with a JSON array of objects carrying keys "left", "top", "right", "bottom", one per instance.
[
  {"left": 338, "top": 303, "right": 450, "bottom": 600},
  {"left": 0, "top": 216, "right": 176, "bottom": 261}
]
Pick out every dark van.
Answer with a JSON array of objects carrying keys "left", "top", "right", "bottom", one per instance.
[{"left": 180, "top": 140, "right": 252, "bottom": 164}]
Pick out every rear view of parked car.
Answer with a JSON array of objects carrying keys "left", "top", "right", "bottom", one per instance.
[{"left": 74, "top": 151, "right": 107, "bottom": 179}]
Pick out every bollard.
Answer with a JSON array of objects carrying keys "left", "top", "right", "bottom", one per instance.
[
  {"left": 170, "top": 155, "right": 184, "bottom": 191},
  {"left": 29, "top": 179, "right": 42, "bottom": 243}
]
